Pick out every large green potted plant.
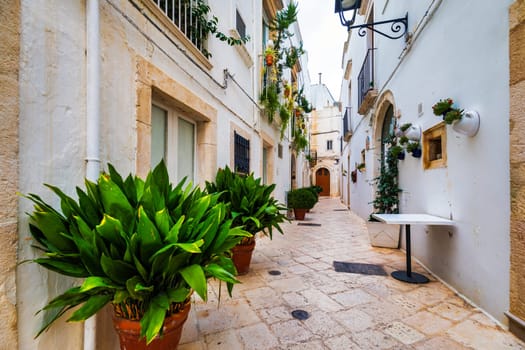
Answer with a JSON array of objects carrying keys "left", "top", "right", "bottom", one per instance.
[
  {"left": 23, "top": 161, "right": 249, "bottom": 348},
  {"left": 367, "top": 134, "right": 401, "bottom": 248},
  {"left": 205, "top": 166, "right": 288, "bottom": 274},
  {"left": 287, "top": 188, "right": 317, "bottom": 220}
]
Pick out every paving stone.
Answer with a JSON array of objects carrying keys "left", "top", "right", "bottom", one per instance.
[
  {"left": 300, "top": 289, "right": 345, "bottom": 312},
  {"left": 204, "top": 329, "right": 242, "bottom": 350},
  {"left": 286, "top": 263, "right": 314, "bottom": 275},
  {"left": 270, "top": 319, "right": 314, "bottom": 345},
  {"left": 389, "top": 293, "right": 425, "bottom": 312},
  {"left": 258, "top": 305, "right": 294, "bottom": 324},
  {"left": 282, "top": 291, "right": 310, "bottom": 308},
  {"left": 285, "top": 340, "right": 327, "bottom": 349},
  {"left": 332, "top": 308, "right": 375, "bottom": 332},
  {"left": 383, "top": 321, "right": 425, "bottom": 345},
  {"left": 404, "top": 283, "right": 453, "bottom": 306},
  {"left": 238, "top": 323, "right": 279, "bottom": 350},
  {"left": 428, "top": 302, "right": 472, "bottom": 322},
  {"left": 302, "top": 310, "right": 346, "bottom": 337},
  {"left": 324, "top": 334, "right": 361, "bottom": 350},
  {"left": 330, "top": 289, "right": 378, "bottom": 308},
  {"left": 350, "top": 329, "right": 402, "bottom": 349},
  {"left": 194, "top": 299, "right": 261, "bottom": 335},
  {"left": 268, "top": 276, "right": 308, "bottom": 293},
  {"left": 293, "top": 255, "right": 318, "bottom": 264},
  {"left": 403, "top": 310, "right": 453, "bottom": 335},
  {"left": 243, "top": 286, "right": 284, "bottom": 309},
  {"left": 447, "top": 319, "right": 525, "bottom": 349},
  {"left": 357, "top": 300, "right": 410, "bottom": 324},
  {"left": 413, "top": 336, "right": 473, "bottom": 350}
]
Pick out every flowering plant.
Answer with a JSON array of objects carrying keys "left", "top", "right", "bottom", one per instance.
[
  {"left": 432, "top": 98, "right": 454, "bottom": 115},
  {"left": 432, "top": 98, "right": 463, "bottom": 124}
]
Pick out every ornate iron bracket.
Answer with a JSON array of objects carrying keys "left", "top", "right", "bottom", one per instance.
[{"left": 347, "top": 13, "right": 408, "bottom": 40}]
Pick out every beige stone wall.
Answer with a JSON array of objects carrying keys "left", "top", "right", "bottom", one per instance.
[
  {"left": 0, "top": 0, "right": 19, "bottom": 348},
  {"left": 510, "top": 0, "right": 525, "bottom": 341}
]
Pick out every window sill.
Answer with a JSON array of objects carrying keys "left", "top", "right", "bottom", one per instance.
[{"left": 229, "top": 29, "right": 253, "bottom": 68}]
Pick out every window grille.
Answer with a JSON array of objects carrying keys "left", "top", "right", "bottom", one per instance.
[
  {"left": 327, "top": 140, "right": 333, "bottom": 151},
  {"left": 234, "top": 132, "right": 250, "bottom": 174},
  {"left": 152, "top": 0, "right": 206, "bottom": 54}
]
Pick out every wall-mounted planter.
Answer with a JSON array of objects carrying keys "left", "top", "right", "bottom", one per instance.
[
  {"left": 411, "top": 148, "right": 422, "bottom": 158},
  {"left": 405, "top": 125, "right": 421, "bottom": 141},
  {"left": 452, "top": 110, "right": 480, "bottom": 137}
]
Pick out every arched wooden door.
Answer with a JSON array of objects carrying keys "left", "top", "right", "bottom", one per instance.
[{"left": 316, "top": 168, "right": 330, "bottom": 196}]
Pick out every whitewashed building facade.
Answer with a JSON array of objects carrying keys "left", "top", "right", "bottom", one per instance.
[
  {"left": 0, "top": 0, "right": 311, "bottom": 348},
  {"left": 340, "top": 0, "right": 519, "bottom": 332}
]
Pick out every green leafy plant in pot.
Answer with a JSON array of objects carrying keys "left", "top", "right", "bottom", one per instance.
[
  {"left": 287, "top": 188, "right": 317, "bottom": 220},
  {"left": 23, "top": 161, "right": 250, "bottom": 348},
  {"left": 205, "top": 166, "right": 288, "bottom": 275},
  {"left": 367, "top": 134, "right": 402, "bottom": 248}
]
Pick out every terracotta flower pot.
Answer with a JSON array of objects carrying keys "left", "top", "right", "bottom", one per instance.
[
  {"left": 232, "top": 237, "right": 256, "bottom": 275},
  {"left": 293, "top": 208, "right": 307, "bottom": 220},
  {"left": 112, "top": 302, "right": 191, "bottom": 350},
  {"left": 265, "top": 54, "right": 274, "bottom": 66}
]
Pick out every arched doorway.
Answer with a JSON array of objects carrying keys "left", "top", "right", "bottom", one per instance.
[
  {"left": 381, "top": 104, "right": 395, "bottom": 164},
  {"left": 316, "top": 168, "right": 330, "bottom": 196}
]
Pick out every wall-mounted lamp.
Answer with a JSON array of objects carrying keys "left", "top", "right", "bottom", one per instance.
[{"left": 334, "top": 0, "right": 408, "bottom": 40}]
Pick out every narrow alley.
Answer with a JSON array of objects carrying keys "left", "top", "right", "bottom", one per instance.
[{"left": 179, "top": 198, "right": 525, "bottom": 349}]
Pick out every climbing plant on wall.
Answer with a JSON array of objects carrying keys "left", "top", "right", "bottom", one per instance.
[{"left": 259, "top": 2, "right": 311, "bottom": 152}]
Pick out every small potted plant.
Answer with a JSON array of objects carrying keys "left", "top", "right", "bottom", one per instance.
[
  {"left": 23, "top": 161, "right": 250, "bottom": 348},
  {"left": 432, "top": 98, "right": 464, "bottom": 124},
  {"left": 400, "top": 123, "right": 412, "bottom": 133},
  {"left": 264, "top": 46, "right": 277, "bottom": 66},
  {"left": 357, "top": 162, "right": 366, "bottom": 173},
  {"left": 287, "top": 188, "right": 317, "bottom": 220},
  {"left": 390, "top": 145, "right": 405, "bottom": 160},
  {"left": 205, "top": 166, "right": 288, "bottom": 275},
  {"left": 406, "top": 141, "right": 422, "bottom": 158}
]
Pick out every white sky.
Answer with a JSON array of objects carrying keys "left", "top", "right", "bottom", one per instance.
[{"left": 296, "top": 0, "right": 348, "bottom": 100}]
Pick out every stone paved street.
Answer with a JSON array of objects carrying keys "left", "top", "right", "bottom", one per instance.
[{"left": 179, "top": 198, "right": 525, "bottom": 349}]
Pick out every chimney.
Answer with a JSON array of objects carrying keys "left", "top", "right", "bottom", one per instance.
[{"left": 318, "top": 72, "right": 322, "bottom": 85}]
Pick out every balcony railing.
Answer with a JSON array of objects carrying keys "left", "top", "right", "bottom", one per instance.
[
  {"left": 357, "top": 49, "right": 375, "bottom": 113},
  {"left": 152, "top": 0, "right": 206, "bottom": 54}
]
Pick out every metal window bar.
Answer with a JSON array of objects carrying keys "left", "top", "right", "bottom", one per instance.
[
  {"left": 357, "top": 49, "right": 375, "bottom": 109},
  {"left": 152, "top": 0, "right": 205, "bottom": 53},
  {"left": 234, "top": 132, "right": 250, "bottom": 174}
]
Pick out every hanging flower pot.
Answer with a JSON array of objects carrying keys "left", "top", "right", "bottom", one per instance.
[
  {"left": 452, "top": 110, "right": 480, "bottom": 137},
  {"left": 411, "top": 148, "right": 422, "bottom": 158}
]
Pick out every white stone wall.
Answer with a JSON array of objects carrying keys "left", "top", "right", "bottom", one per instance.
[
  {"left": 341, "top": 0, "right": 513, "bottom": 325},
  {"left": 16, "top": 0, "right": 309, "bottom": 348}
]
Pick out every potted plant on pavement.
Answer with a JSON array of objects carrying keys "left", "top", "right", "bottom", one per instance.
[
  {"left": 23, "top": 161, "right": 249, "bottom": 348},
  {"left": 287, "top": 188, "right": 317, "bottom": 220},
  {"left": 367, "top": 134, "right": 401, "bottom": 248},
  {"left": 205, "top": 166, "right": 288, "bottom": 275}
]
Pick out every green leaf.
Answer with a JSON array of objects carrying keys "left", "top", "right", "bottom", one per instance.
[
  {"left": 100, "top": 254, "right": 136, "bottom": 284},
  {"left": 30, "top": 211, "right": 75, "bottom": 252},
  {"left": 96, "top": 214, "right": 125, "bottom": 248},
  {"left": 33, "top": 258, "right": 88, "bottom": 278},
  {"left": 137, "top": 206, "right": 162, "bottom": 260},
  {"left": 79, "top": 276, "right": 118, "bottom": 292},
  {"left": 180, "top": 264, "right": 207, "bottom": 301},
  {"left": 204, "top": 263, "right": 239, "bottom": 285},
  {"left": 166, "top": 216, "right": 184, "bottom": 243},
  {"left": 140, "top": 293, "right": 169, "bottom": 344},
  {"left": 154, "top": 208, "right": 171, "bottom": 238},
  {"left": 68, "top": 294, "right": 113, "bottom": 322},
  {"left": 98, "top": 173, "right": 134, "bottom": 232}
]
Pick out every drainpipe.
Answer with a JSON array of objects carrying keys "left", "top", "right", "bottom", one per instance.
[{"left": 85, "top": 0, "right": 100, "bottom": 349}]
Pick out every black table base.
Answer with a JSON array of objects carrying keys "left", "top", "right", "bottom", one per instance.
[
  {"left": 391, "top": 270, "right": 429, "bottom": 284},
  {"left": 391, "top": 224, "right": 429, "bottom": 284}
]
